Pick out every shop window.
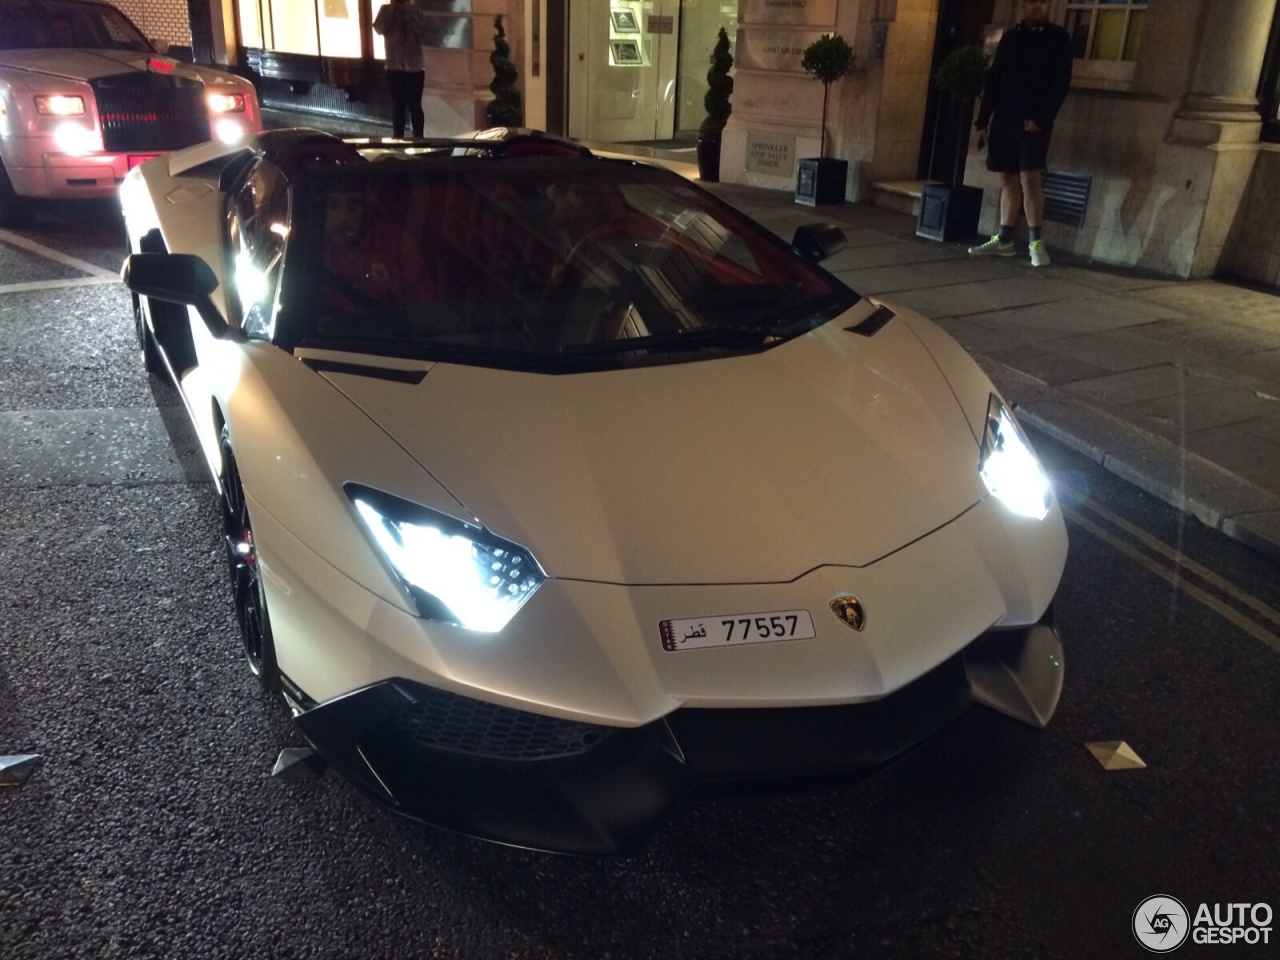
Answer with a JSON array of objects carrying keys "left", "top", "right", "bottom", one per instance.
[
  {"left": 268, "top": 0, "right": 319, "bottom": 55},
  {"left": 319, "top": 0, "right": 361, "bottom": 57},
  {"left": 238, "top": 0, "right": 369, "bottom": 59},
  {"left": 1063, "top": 0, "right": 1146, "bottom": 88},
  {"left": 1065, "top": 1, "right": 1147, "bottom": 62},
  {"left": 238, "top": 0, "right": 263, "bottom": 48}
]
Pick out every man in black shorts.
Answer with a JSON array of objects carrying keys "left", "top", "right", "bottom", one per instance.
[{"left": 968, "top": 0, "right": 1072, "bottom": 267}]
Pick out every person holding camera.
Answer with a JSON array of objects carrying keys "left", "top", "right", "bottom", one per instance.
[{"left": 374, "top": 0, "right": 431, "bottom": 138}]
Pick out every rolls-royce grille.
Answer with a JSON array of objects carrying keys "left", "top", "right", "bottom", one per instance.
[
  {"left": 91, "top": 79, "right": 210, "bottom": 153},
  {"left": 394, "top": 688, "right": 613, "bottom": 761}
]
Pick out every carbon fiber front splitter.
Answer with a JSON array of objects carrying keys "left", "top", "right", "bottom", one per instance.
[{"left": 292, "top": 613, "right": 1062, "bottom": 855}]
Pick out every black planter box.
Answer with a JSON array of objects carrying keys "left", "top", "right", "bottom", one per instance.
[
  {"left": 795, "top": 157, "right": 847, "bottom": 207},
  {"left": 915, "top": 183, "right": 983, "bottom": 242},
  {"left": 696, "top": 136, "right": 721, "bottom": 183}
]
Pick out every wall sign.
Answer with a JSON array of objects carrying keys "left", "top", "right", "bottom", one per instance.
[
  {"left": 740, "top": 0, "right": 837, "bottom": 27},
  {"left": 735, "top": 29, "right": 828, "bottom": 73},
  {"left": 745, "top": 131, "right": 796, "bottom": 175}
]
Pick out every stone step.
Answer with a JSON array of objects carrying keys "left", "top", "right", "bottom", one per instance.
[{"left": 870, "top": 179, "right": 937, "bottom": 217}]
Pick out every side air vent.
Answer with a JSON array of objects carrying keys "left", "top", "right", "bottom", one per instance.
[{"left": 845, "top": 304, "right": 895, "bottom": 337}]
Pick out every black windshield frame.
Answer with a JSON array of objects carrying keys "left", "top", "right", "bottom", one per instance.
[{"left": 274, "top": 156, "right": 859, "bottom": 373}]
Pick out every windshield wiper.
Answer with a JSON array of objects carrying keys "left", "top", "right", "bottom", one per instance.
[
  {"left": 559, "top": 325, "right": 773, "bottom": 356},
  {"left": 559, "top": 317, "right": 823, "bottom": 357}
]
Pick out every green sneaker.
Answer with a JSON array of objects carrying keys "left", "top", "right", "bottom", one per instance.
[
  {"left": 1029, "top": 239, "right": 1051, "bottom": 267},
  {"left": 968, "top": 234, "right": 1016, "bottom": 257}
]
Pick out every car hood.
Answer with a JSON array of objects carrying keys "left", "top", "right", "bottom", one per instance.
[
  {"left": 317, "top": 314, "right": 988, "bottom": 585},
  {"left": 0, "top": 49, "right": 226, "bottom": 83}
]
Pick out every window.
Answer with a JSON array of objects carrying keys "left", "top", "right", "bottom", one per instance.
[
  {"left": 1065, "top": 0, "right": 1147, "bottom": 62},
  {"left": 226, "top": 161, "right": 291, "bottom": 339}
]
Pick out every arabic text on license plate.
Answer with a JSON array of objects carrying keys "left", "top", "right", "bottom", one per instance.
[{"left": 660, "top": 609, "right": 815, "bottom": 651}]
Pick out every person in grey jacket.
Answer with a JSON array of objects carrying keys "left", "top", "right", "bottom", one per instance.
[
  {"left": 968, "top": 0, "right": 1072, "bottom": 267},
  {"left": 374, "top": 0, "right": 431, "bottom": 138}
]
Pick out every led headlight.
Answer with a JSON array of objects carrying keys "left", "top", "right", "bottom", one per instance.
[
  {"left": 346, "top": 484, "right": 544, "bottom": 633},
  {"left": 979, "top": 395, "right": 1053, "bottom": 520}
]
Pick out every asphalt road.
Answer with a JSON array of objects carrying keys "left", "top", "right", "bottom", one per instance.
[{"left": 2, "top": 201, "right": 1278, "bottom": 959}]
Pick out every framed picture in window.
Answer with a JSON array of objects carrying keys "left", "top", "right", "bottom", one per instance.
[
  {"left": 610, "top": 39, "right": 643, "bottom": 65},
  {"left": 610, "top": 9, "right": 639, "bottom": 33}
]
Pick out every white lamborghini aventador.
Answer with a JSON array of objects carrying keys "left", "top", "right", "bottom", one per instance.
[{"left": 118, "top": 127, "right": 1068, "bottom": 855}]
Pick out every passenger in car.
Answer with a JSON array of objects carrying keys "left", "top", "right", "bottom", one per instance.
[{"left": 318, "top": 181, "right": 436, "bottom": 332}]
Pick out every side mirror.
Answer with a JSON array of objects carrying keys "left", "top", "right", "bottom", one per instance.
[
  {"left": 121, "top": 252, "right": 229, "bottom": 338},
  {"left": 791, "top": 223, "right": 847, "bottom": 263}
]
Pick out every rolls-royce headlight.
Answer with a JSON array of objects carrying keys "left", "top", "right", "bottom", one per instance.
[
  {"left": 35, "top": 95, "right": 85, "bottom": 116},
  {"left": 979, "top": 395, "right": 1052, "bottom": 520},
  {"left": 346, "top": 484, "right": 544, "bottom": 632},
  {"left": 207, "top": 92, "right": 246, "bottom": 113}
]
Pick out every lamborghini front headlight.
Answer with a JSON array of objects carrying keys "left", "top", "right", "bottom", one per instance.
[
  {"left": 979, "top": 395, "right": 1053, "bottom": 520},
  {"left": 346, "top": 484, "right": 544, "bottom": 632}
]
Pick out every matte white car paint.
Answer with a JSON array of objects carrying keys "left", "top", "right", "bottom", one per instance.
[{"left": 120, "top": 135, "right": 1069, "bottom": 728}]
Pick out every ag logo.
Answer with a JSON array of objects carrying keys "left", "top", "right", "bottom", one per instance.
[
  {"left": 1133, "top": 895, "right": 1190, "bottom": 952},
  {"left": 829, "top": 596, "right": 865, "bottom": 631}
]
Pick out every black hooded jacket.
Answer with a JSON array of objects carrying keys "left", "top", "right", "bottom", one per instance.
[{"left": 975, "top": 19, "right": 1074, "bottom": 132}]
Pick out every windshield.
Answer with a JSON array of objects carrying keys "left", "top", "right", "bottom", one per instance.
[
  {"left": 0, "top": 0, "right": 152, "bottom": 52},
  {"left": 277, "top": 158, "right": 859, "bottom": 371}
]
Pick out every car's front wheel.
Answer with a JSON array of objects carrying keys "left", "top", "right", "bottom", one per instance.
[
  {"left": 220, "top": 424, "right": 280, "bottom": 691},
  {"left": 0, "top": 160, "right": 36, "bottom": 228},
  {"left": 132, "top": 291, "right": 166, "bottom": 378}
]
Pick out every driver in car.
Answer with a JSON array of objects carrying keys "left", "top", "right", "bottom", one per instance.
[{"left": 320, "top": 181, "right": 436, "bottom": 324}]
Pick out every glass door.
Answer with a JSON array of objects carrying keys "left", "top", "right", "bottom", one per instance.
[{"left": 568, "top": 1, "right": 682, "bottom": 143}]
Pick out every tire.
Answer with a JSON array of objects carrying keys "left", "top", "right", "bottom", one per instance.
[
  {"left": 220, "top": 424, "right": 280, "bottom": 691},
  {"left": 0, "top": 159, "right": 36, "bottom": 228},
  {"left": 132, "top": 291, "right": 167, "bottom": 378}
]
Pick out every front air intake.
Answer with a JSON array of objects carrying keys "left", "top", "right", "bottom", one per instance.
[{"left": 393, "top": 687, "right": 613, "bottom": 761}]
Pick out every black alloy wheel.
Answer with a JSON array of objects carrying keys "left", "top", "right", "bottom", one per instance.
[{"left": 220, "top": 425, "right": 280, "bottom": 691}]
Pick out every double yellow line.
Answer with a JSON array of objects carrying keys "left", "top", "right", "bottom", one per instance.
[{"left": 1061, "top": 493, "right": 1280, "bottom": 654}]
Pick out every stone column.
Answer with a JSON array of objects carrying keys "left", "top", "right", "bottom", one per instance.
[
  {"left": 1169, "top": 0, "right": 1275, "bottom": 276},
  {"left": 1174, "top": 0, "right": 1273, "bottom": 136}
]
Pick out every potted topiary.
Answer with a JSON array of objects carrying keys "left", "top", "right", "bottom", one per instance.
[
  {"left": 696, "top": 27, "right": 734, "bottom": 182},
  {"left": 796, "top": 33, "right": 855, "bottom": 206},
  {"left": 916, "top": 43, "right": 990, "bottom": 241},
  {"left": 486, "top": 14, "right": 523, "bottom": 127}
]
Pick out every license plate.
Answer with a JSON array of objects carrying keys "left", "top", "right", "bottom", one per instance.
[
  {"left": 128, "top": 154, "right": 159, "bottom": 170},
  {"left": 660, "top": 609, "right": 815, "bottom": 651}
]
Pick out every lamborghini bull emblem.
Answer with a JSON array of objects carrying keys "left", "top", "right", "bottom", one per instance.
[{"left": 830, "top": 596, "right": 866, "bottom": 632}]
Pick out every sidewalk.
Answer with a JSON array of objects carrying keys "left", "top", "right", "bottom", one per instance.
[
  {"left": 260, "top": 111, "right": 1280, "bottom": 559},
  {"left": 702, "top": 180, "right": 1280, "bottom": 561}
]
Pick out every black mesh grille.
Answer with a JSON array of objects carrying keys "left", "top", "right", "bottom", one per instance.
[
  {"left": 91, "top": 75, "right": 210, "bottom": 152},
  {"left": 394, "top": 688, "right": 613, "bottom": 761}
]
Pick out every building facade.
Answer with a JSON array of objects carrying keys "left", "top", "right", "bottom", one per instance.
[{"left": 142, "top": 0, "right": 1280, "bottom": 289}]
